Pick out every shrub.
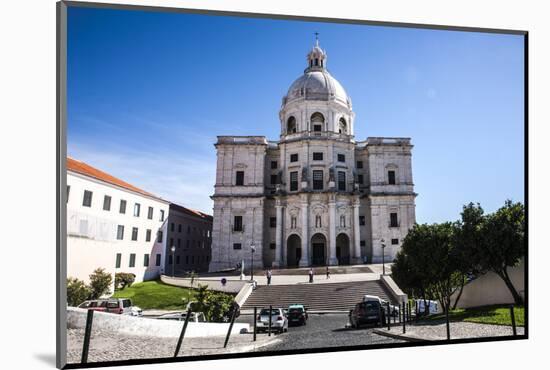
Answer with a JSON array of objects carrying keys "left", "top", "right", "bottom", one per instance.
[
  {"left": 67, "top": 277, "right": 91, "bottom": 307},
  {"left": 115, "top": 272, "right": 136, "bottom": 290},
  {"left": 190, "top": 284, "right": 235, "bottom": 322},
  {"left": 88, "top": 268, "right": 113, "bottom": 299}
]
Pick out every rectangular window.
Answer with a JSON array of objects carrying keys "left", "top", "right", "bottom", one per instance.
[
  {"left": 390, "top": 212, "right": 399, "bottom": 227},
  {"left": 131, "top": 227, "right": 138, "bottom": 241},
  {"left": 233, "top": 243, "right": 242, "bottom": 250},
  {"left": 170, "top": 223, "right": 175, "bottom": 232},
  {"left": 160, "top": 209, "right": 165, "bottom": 222},
  {"left": 157, "top": 230, "right": 163, "bottom": 243},
  {"left": 270, "top": 243, "right": 276, "bottom": 250},
  {"left": 236, "top": 171, "right": 244, "bottom": 186},
  {"left": 290, "top": 153, "right": 299, "bottom": 162},
  {"left": 103, "top": 195, "right": 111, "bottom": 211},
  {"left": 187, "top": 226, "right": 191, "bottom": 234},
  {"left": 290, "top": 171, "right": 298, "bottom": 191},
  {"left": 170, "top": 238, "right": 174, "bottom": 248},
  {"left": 67, "top": 186, "right": 70, "bottom": 203},
  {"left": 143, "top": 254, "right": 149, "bottom": 267},
  {"left": 359, "top": 216, "right": 365, "bottom": 226},
  {"left": 177, "top": 239, "right": 181, "bottom": 248},
  {"left": 270, "top": 217, "right": 276, "bottom": 228},
  {"left": 360, "top": 240, "right": 366, "bottom": 247},
  {"left": 82, "top": 190, "right": 93, "bottom": 207},
  {"left": 233, "top": 216, "right": 243, "bottom": 232},
  {"left": 313, "top": 152, "right": 323, "bottom": 161},
  {"left": 148, "top": 206, "right": 153, "bottom": 220},
  {"left": 133, "top": 203, "right": 141, "bottom": 217},
  {"left": 186, "top": 255, "right": 189, "bottom": 264},
  {"left": 129, "top": 253, "right": 136, "bottom": 268},
  {"left": 357, "top": 161, "right": 363, "bottom": 169},
  {"left": 388, "top": 170, "right": 396, "bottom": 185},
  {"left": 358, "top": 174, "right": 364, "bottom": 184},
  {"left": 119, "top": 199, "right": 127, "bottom": 214},
  {"left": 338, "top": 171, "right": 346, "bottom": 191},
  {"left": 270, "top": 174, "right": 278, "bottom": 185},
  {"left": 155, "top": 254, "right": 161, "bottom": 266},
  {"left": 176, "top": 255, "right": 180, "bottom": 264},
  {"left": 313, "top": 170, "right": 323, "bottom": 190},
  {"left": 337, "top": 154, "right": 346, "bottom": 162},
  {"left": 146, "top": 229, "right": 151, "bottom": 242},
  {"left": 192, "top": 256, "right": 195, "bottom": 264},
  {"left": 271, "top": 161, "right": 278, "bottom": 169},
  {"left": 178, "top": 224, "right": 182, "bottom": 233},
  {"left": 313, "top": 124, "right": 322, "bottom": 132},
  {"left": 168, "top": 255, "right": 173, "bottom": 265},
  {"left": 391, "top": 238, "right": 399, "bottom": 245},
  {"left": 115, "top": 253, "right": 121, "bottom": 268},
  {"left": 116, "top": 225, "right": 124, "bottom": 240}
]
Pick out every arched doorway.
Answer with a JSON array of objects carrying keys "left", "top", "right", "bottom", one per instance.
[
  {"left": 336, "top": 233, "right": 351, "bottom": 265},
  {"left": 311, "top": 233, "right": 327, "bottom": 266},
  {"left": 286, "top": 234, "right": 302, "bottom": 267}
]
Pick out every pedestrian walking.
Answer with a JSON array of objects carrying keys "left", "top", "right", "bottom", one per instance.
[
  {"left": 326, "top": 266, "right": 330, "bottom": 279},
  {"left": 266, "top": 269, "right": 272, "bottom": 285},
  {"left": 308, "top": 268, "right": 314, "bottom": 283}
]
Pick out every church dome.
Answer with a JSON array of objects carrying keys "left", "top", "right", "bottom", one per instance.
[
  {"left": 286, "top": 70, "right": 350, "bottom": 105},
  {"left": 283, "top": 38, "right": 351, "bottom": 107}
]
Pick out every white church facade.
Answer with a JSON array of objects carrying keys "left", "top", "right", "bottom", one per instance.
[{"left": 209, "top": 40, "right": 416, "bottom": 271}]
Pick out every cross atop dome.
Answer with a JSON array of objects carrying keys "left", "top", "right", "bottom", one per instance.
[{"left": 307, "top": 33, "right": 327, "bottom": 71}]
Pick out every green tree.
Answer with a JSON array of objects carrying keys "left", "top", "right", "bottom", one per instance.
[
  {"left": 450, "top": 203, "right": 485, "bottom": 308},
  {"left": 477, "top": 200, "right": 525, "bottom": 305},
  {"left": 88, "top": 268, "right": 113, "bottom": 299},
  {"left": 392, "top": 223, "right": 464, "bottom": 313},
  {"left": 115, "top": 272, "right": 136, "bottom": 290},
  {"left": 189, "top": 284, "right": 235, "bottom": 322},
  {"left": 66, "top": 277, "right": 91, "bottom": 306}
]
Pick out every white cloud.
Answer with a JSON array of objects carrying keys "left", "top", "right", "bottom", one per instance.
[{"left": 68, "top": 139, "right": 216, "bottom": 214}]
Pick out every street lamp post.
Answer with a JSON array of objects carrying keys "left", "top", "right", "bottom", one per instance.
[
  {"left": 250, "top": 243, "right": 256, "bottom": 281},
  {"left": 171, "top": 245, "right": 176, "bottom": 277},
  {"left": 381, "top": 239, "right": 386, "bottom": 275}
]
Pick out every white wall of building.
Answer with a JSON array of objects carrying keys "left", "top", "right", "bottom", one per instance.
[{"left": 67, "top": 171, "right": 169, "bottom": 290}]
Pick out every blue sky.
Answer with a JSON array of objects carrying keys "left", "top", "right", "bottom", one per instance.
[{"left": 67, "top": 6, "right": 524, "bottom": 222}]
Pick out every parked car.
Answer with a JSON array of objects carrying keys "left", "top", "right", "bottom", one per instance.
[
  {"left": 287, "top": 304, "right": 308, "bottom": 326},
  {"left": 256, "top": 308, "right": 288, "bottom": 334},
  {"left": 105, "top": 298, "right": 142, "bottom": 316},
  {"left": 77, "top": 300, "right": 108, "bottom": 312},
  {"left": 156, "top": 311, "right": 207, "bottom": 322},
  {"left": 349, "top": 300, "right": 386, "bottom": 328},
  {"left": 415, "top": 299, "right": 439, "bottom": 315}
]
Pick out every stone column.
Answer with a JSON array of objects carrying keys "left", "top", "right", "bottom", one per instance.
[
  {"left": 352, "top": 201, "right": 362, "bottom": 264},
  {"left": 299, "top": 198, "right": 310, "bottom": 267},
  {"left": 328, "top": 196, "right": 338, "bottom": 265},
  {"left": 273, "top": 203, "right": 283, "bottom": 267}
]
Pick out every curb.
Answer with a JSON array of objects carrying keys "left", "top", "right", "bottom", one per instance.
[
  {"left": 227, "top": 338, "right": 282, "bottom": 353},
  {"left": 373, "top": 329, "right": 430, "bottom": 342}
]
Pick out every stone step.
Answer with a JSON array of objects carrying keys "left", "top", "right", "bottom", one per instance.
[{"left": 241, "top": 280, "right": 395, "bottom": 311}]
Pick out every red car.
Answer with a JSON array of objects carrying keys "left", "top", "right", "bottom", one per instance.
[{"left": 77, "top": 300, "right": 108, "bottom": 312}]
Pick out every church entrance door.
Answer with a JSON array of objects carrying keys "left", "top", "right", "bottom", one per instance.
[
  {"left": 311, "top": 233, "right": 327, "bottom": 266},
  {"left": 336, "top": 233, "right": 351, "bottom": 265},
  {"left": 286, "top": 234, "right": 302, "bottom": 267}
]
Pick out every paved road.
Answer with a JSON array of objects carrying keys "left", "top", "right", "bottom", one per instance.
[{"left": 236, "top": 313, "right": 403, "bottom": 351}]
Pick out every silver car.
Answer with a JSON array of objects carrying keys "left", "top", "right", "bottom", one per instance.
[
  {"left": 156, "top": 311, "right": 207, "bottom": 322},
  {"left": 256, "top": 308, "right": 288, "bottom": 334}
]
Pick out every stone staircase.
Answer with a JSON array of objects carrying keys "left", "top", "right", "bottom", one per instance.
[{"left": 241, "top": 280, "right": 395, "bottom": 312}]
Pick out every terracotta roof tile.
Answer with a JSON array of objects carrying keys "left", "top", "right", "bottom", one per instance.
[{"left": 67, "top": 157, "right": 165, "bottom": 202}]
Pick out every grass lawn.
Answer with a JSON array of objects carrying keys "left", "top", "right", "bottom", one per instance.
[
  {"left": 112, "top": 280, "right": 194, "bottom": 310},
  {"left": 424, "top": 304, "right": 524, "bottom": 327}
]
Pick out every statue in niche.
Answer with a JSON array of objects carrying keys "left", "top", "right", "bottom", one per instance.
[
  {"left": 301, "top": 166, "right": 309, "bottom": 182},
  {"left": 329, "top": 166, "right": 335, "bottom": 182}
]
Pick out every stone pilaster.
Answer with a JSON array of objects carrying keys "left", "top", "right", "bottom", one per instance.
[
  {"left": 299, "top": 195, "right": 310, "bottom": 267},
  {"left": 273, "top": 202, "right": 283, "bottom": 267},
  {"left": 352, "top": 200, "right": 362, "bottom": 264},
  {"left": 328, "top": 195, "right": 338, "bottom": 265}
]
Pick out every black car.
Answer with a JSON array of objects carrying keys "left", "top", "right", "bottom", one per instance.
[
  {"left": 349, "top": 300, "right": 386, "bottom": 328},
  {"left": 287, "top": 305, "right": 308, "bottom": 326}
]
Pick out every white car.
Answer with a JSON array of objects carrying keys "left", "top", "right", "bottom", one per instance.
[
  {"left": 256, "top": 308, "right": 288, "bottom": 334},
  {"left": 156, "top": 312, "right": 207, "bottom": 322},
  {"left": 416, "top": 299, "right": 439, "bottom": 315}
]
